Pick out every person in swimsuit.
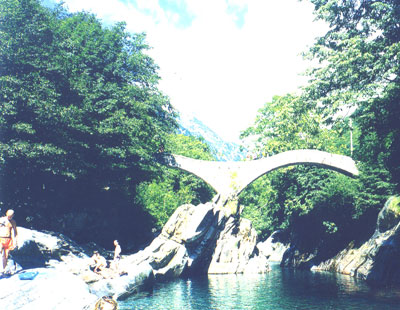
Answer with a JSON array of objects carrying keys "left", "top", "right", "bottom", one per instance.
[
  {"left": 0, "top": 209, "right": 18, "bottom": 275},
  {"left": 112, "top": 240, "right": 121, "bottom": 272}
]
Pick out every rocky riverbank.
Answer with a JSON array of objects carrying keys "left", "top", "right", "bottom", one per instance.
[
  {"left": 0, "top": 227, "right": 156, "bottom": 309},
  {"left": 0, "top": 198, "right": 270, "bottom": 309},
  {"left": 1, "top": 196, "right": 398, "bottom": 309}
]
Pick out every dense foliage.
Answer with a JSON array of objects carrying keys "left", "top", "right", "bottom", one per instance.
[
  {"left": 0, "top": 0, "right": 178, "bottom": 247},
  {"left": 136, "top": 134, "right": 215, "bottom": 229},
  {"left": 240, "top": 0, "right": 399, "bottom": 253},
  {"left": 240, "top": 94, "right": 353, "bottom": 156},
  {"left": 239, "top": 93, "right": 363, "bottom": 244},
  {"left": 304, "top": 0, "right": 400, "bottom": 190},
  {"left": 1, "top": 0, "right": 398, "bottom": 256}
]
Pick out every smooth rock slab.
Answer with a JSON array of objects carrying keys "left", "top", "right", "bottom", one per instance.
[
  {"left": 0, "top": 268, "right": 97, "bottom": 310},
  {"left": 90, "top": 262, "right": 154, "bottom": 300}
]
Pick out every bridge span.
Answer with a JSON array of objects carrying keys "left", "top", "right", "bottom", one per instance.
[{"left": 157, "top": 149, "right": 358, "bottom": 200}]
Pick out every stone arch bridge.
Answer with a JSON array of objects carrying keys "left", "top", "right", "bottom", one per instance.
[{"left": 156, "top": 149, "right": 358, "bottom": 202}]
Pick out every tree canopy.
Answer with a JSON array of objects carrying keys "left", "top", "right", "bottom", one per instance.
[
  {"left": 0, "top": 0, "right": 177, "bottom": 185},
  {"left": 1, "top": 0, "right": 398, "bottom": 253},
  {"left": 239, "top": 0, "right": 399, "bottom": 252},
  {"left": 0, "top": 0, "right": 177, "bottom": 246},
  {"left": 136, "top": 134, "right": 216, "bottom": 229},
  {"left": 303, "top": 0, "right": 400, "bottom": 189}
]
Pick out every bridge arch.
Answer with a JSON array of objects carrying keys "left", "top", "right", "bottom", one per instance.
[{"left": 157, "top": 149, "right": 358, "bottom": 200}]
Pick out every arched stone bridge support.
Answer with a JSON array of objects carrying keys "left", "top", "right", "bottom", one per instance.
[{"left": 156, "top": 149, "right": 359, "bottom": 204}]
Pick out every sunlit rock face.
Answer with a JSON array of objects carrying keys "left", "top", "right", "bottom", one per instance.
[
  {"left": 257, "top": 230, "right": 290, "bottom": 263},
  {"left": 89, "top": 261, "right": 154, "bottom": 300},
  {"left": 10, "top": 227, "right": 93, "bottom": 270},
  {"left": 122, "top": 202, "right": 224, "bottom": 280},
  {"left": 1, "top": 201, "right": 271, "bottom": 308},
  {"left": 5, "top": 227, "right": 157, "bottom": 305},
  {"left": 376, "top": 196, "right": 400, "bottom": 234},
  {"left": 123, "top": 201, "right": 270, "bottom": 280},
  {"left": 208, "top": 217, "right": 270, "bottom": 274}
]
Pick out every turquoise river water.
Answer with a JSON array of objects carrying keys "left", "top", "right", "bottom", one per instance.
[{"left": 120, "top": 263, "right": 400, "bottom": 310}]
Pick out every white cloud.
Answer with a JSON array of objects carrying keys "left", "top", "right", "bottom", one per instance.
[{"left": 57, "top": 0, "right": 327, "bottom": 142}]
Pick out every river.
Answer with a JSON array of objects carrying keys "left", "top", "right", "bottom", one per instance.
[{"left": 120, "top": 263, "right": 400, "bottom": 310}]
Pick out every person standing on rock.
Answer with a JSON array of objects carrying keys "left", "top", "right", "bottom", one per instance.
[
  {"left": 0, "top": 209, "right": 18, "bottom": 275},
  {"left": 113, "top": 240, "right": 121, "bottom": 272}
]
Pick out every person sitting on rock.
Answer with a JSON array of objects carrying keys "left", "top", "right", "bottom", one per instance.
[{"left": 91, "top": 251, "right": 107, "bottom": 274}]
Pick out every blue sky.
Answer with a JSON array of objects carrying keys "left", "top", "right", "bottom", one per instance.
[{"left": 53, "top": 0, "right": 327, "bottom": 142}]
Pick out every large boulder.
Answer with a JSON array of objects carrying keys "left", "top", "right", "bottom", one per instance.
[
  {"left": 122, "top": 202, "right": 226, "bottom": 280},
  {"left": 1, "top": 199, "right": 272, "bottom": 307},
  {"left": 10, "top": 227, "right": 92, "bottom": 271},
  {"left": 3, "top": 227, "right": 156, "bottom": 308},
  {"left": 122, "top": 201, "right": 270, "bottom": 279},
  {"left": 376, "top": 196, "right": 400, "bottom": 233},
  {"left": 208, "top": 217, "right": 270, "bottom": 274}
]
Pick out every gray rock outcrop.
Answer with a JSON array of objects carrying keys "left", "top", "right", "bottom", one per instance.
[
  {"left": 10, "top": 227, "right": 92, "bottom": 271},
  {"left": 208, "top": 217, "right": 270, "bottom": 274},
  {"left": 257, "top": 230, "right": 290, "bottom": 262},
  {"left": 0, "top": 227, "right": 154, "bottom": 309},
  {"left": 120, "top": 200, "right": 270, "bottom": 280},
  {"left": 310, "top": 196, "right": 400, "bottom": 286},
  {"left": 276, "top": 196, "right": 400, "bottom": 286},
  {"left": 89, "top": 261, "right": 154, "bottom": 300}
]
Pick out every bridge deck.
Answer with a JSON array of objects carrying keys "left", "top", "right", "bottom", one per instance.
[{"left": 157, "top": 150, "right": 358, "bottom": 199}]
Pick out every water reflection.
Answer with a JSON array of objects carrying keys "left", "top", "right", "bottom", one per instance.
[
  {"left": 121, "top": 264, "right": 400, "bottom": 310},
  {"left": 208, "top": 274, "right": 266, "bottom": 309}
]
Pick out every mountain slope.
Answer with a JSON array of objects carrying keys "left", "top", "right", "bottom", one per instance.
[{"left": 177, "top": 113, "right": 245, "bottom": 161}]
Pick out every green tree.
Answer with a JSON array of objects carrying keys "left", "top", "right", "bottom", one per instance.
[
  {"left": 288, "top": 171, "right": 363, "bottom": 257},
  {"left": 240, "top": 0, "right": 399, "bottom": 248},
  {"left": 0, "top": 0, "right": 177, "bottom": 245},
  {"left": 240, "top": 94, "right": 353, "bottom": 156},
  {"left": 136, "top": 134, "right": 216, "bottom": 229},
  {"left": 165, "top": 133, "right": 216, "bottom": 160},
  {"left": 239, "top": 176, "right": 278, "bottom": 240},
  {"left": 239, "top": 91, "right": 357, "bottom": 238},
  {"left": 304, "top": 0, "right": 400, "bottom": 191}
]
